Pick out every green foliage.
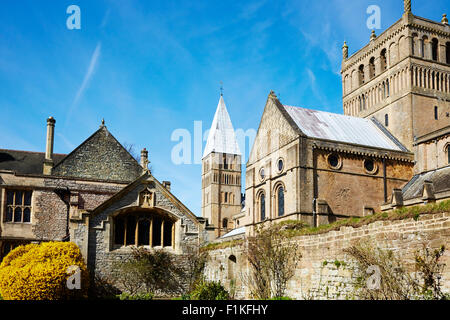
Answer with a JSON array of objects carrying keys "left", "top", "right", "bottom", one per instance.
[
  {"left": 113, "top": 247, "right": 184, "bottom": 297},
  {"left": 345, "top": 241, "right": 449, "bottom": 300},
  {"left": 201, "top": 239, "right": 244, "bottom": 252},
  {"left": 276, "top": 200, "right": 450, "bottom": 238},
  {"left": 183, "top": 244, "right": 209, "bottom": 294},
  {"left": 268, "top": 296, "right": 292, "bottom": 300},
  {"left": 190, "top": 279, "right": 230, "bottom": 300},
  {"left": 244, "top": 224, "right": 302, "bottom": 300},
  {"left": 118, "top": 292, "right": 154, "bottom": 300}
]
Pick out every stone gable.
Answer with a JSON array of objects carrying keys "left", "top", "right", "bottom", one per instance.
[
  {"left": 52, "top": 127, "right": 142, "bottom": 183},
  {"left": 248, "top": 96, "right": 299, "bottom": 165}
]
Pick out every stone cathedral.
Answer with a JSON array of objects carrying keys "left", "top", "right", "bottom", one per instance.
[{"left": 205, "top": 0, "right": 450, "bottom": 238}]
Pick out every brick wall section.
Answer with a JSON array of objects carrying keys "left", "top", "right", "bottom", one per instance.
[
  {"left": 52, "top": 127, "right": 143, "bottom": 182},
  {"left": 204, "top": 211, "right": 450, "bottom": 299}
]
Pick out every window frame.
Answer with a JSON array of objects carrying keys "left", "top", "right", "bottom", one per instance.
[
  {"left": 112, "top": 210, "right": 176, "bottom": 250},
  {"left": 4, "top": 189, "right": 33, "bottom": 224}
]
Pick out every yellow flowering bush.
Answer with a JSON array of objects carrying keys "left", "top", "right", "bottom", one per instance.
[{"left": 0, "top": 242, "right": 89, "bottom": 300}]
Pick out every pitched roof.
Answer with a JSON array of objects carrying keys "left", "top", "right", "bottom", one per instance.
[
  {"left": 52, "top": 126, "right": 143, "bottom": 182},
  {"left": 402, "top": 166, "right": 450, "bottom": 200},
  {"left": 203, "top": 95, "right": 241, "bottom": 158},
  {"left": 0, "top": 149, "right": 66, "bottom": 175},
  {"left": 282, "top": 105, "right": 407, "bottom": 151}
]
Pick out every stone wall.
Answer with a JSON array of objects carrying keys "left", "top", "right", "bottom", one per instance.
[
  {"left": 204, "top": 211, "right": 450, "bottom": 299},
  {"left": 52, "top": 127, "right": 143, "bottom": 183},
  {"left": 79, "top": 179, "right": 201, "bottom": 283}
]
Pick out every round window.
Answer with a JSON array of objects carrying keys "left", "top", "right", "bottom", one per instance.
[
  {"left": 364, "top": 158, "right": 377, "bottom": 174},
  {"left": 277, "top": 159, "right": 284, "bottom": 172},
  {"left": 260, "top": 168, "right": 265, "bottom": 180},
  {"left": 327, "top": 154, "right": 341, "bottom": 169}
]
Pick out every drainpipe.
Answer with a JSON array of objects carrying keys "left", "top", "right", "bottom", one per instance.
[
  {"left": 383, "top": 154, "right": 388, "bottom": 203},
  {"left": 312, "top": 198, "right": 317, "bottom": 228},
  {"left": 312, "top": 146, "right": 318, "bottom": 227}
]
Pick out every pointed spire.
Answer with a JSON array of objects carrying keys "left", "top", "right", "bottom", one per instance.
[
  {"left": 100, "top": 118, "right": 106, "bottom": 128},
  {"left": 370, "top": 30, "right": 376, "bottom": 42},
  {"left": 203, "top": 95, "right": 241, "bottom": 159}
]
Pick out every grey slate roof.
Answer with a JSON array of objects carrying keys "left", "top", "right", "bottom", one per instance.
[
  {"left": 203, "top": 95, "right": 241, "bottom": 158},
  {"left": 283, "top": 105, "right": 406, "bottom": 151},
  {"left": 0, "top": 149, "right": 66, "bottom": 175},
  {"left": 402, "top": 166, "right": 450, "bottom": 200}
]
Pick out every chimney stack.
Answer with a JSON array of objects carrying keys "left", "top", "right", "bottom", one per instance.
[
  {"left": 43, "top": 117, "right": 56, "bottom": 175},
  {"left": 140, "top": 148, "right": 149, "bottom": 170}
]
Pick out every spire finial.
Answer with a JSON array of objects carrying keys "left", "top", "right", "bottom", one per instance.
[
  {"left": 370, "top": 30, "right": 377, "bottom": 42},
  {"left": 442, "top": 14, "right": 448, "bottom": 25},
  {"left": 342, "top": 41, "right": 348, "bottom": 60},
  {"left": 220, "top": 81, "right": 223, "bottom": 96},
  {"left": 100, "top": 118, "right": 105, "bottom": 128},
  {"left": 404, "top": 0, "right": 411, "bottom": 13}
]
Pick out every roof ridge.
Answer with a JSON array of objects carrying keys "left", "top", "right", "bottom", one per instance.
[{"left": 0, "top": 149, "right": 67, "bottom": 156}]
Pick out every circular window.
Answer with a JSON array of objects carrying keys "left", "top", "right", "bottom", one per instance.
[
  {"left": 364, "top": 158, "right": 378, "bottom": 174},
  {"left": 277, "top": 159, "right": 284, "bottom": 173},
  {"left": 327, "top": 153, "right": 342, "bottom": 170},
  {"left": 259, "top": 168, "right": 265, "bottom": 180}
]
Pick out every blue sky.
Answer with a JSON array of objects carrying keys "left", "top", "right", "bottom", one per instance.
[{"left": 0, "top": 0, "right": 447, "bottom": 215}]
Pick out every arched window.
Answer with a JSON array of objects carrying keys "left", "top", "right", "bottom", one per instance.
[
  {"left": 228, "top": 255, "right": 237, "bottom": 279},
  {"left": 380, "top": 49, "right": 387, "bottom": 70},
  {"left": 386, "top": 79, "right": 390, "bottom": 96},
  {"left": 412, "top": 33, "right": 418, "bottom": 56},
  {"left": 113, "top": 211, "right": 175, "bottom": 248},
  {"left": 358, "top": 64, "right": 365, "bottom": 85},
  {"left": 435, "top": 106, "right": 439, "bottom": 120},
  {"left": 447, "top": 145, "right": 450, "bottom": 165},
  {"left": 260, "top": 193, "right": 266, "bottom": 221},
  {"left": 222, "top": 218, "right": 228, "bottom": 229},
  {"left": 277, "top": 186, "right": 285, "bottom": 217},
  {"left": 385, "top": 114, "right": 389, "bottom": 127},
  {"left": 431, "top": 38, "right": 439, "bottom": 61},
  {"left": 369, "top": 57, "right": 375, "bottom": 79},
  {"left": 446, "top": 42, "right": 450, "bottom": 64},
  {"left": 222, "top": 154, "right": 228, "bottom": 170},
  {"left": 422, "top": 36, "right": 427, "bottom": 58}
]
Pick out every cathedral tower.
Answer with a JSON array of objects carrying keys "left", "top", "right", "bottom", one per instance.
[
  {"left": 202, "top": 94, "right": 242, "bottom": 238},
  {"left": 341, "top": 0, "right": 450, "bottom": 156}
]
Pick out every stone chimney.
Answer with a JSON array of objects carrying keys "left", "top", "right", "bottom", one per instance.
[
  {"left": 43, "top": 117, "right": 56, "bottom": 175},
  {"left": 140, "top": 148, "right": 149, "bottom": 170},
  {"left": 163, "top": 181, "right": 171, "bottom": 192}
]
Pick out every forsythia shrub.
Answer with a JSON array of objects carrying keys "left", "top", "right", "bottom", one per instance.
[{"left": 0, "top": 242, "right": 89, "bottom": 300}]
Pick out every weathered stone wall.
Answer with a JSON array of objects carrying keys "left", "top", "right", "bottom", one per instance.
[
  {"left": 204, "top": 211, "right": 450, "bottom": 300},
  {"left": 80, "top": 180, "right": 201, "bottom": 283},
  {"left": 52, "top": 127, "right": 143, "bottom": 183}
]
